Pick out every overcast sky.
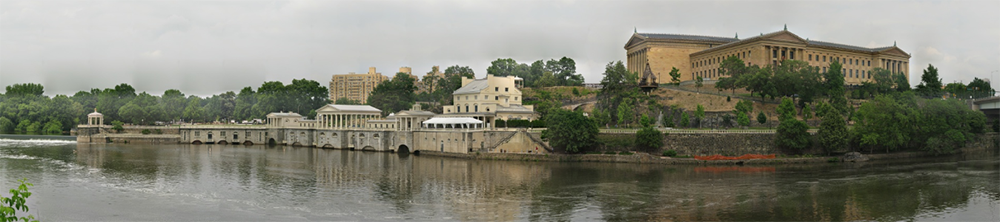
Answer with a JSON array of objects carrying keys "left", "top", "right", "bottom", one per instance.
[{"left": 2, "top": 0, "right": 998, "bottom": 96}]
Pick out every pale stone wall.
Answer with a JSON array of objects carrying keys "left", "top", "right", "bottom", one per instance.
[{"left": 493, "top": 131, "right": 548, "bottom": 154}]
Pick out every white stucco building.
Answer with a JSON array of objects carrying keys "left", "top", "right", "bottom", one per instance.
[{"left": 441, "top": 74, "right": 538, "bottom": 127}]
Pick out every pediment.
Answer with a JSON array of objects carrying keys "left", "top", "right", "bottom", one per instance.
[
  {"left": 316, "top": 105, "right": 340, "bottom": 113},
  {"left": 763, "top": 31, "right": 807, "bottom": 44},
  {"left": 624, "top": 34, "right": 645, "bottom": 48},
  {"left": 879, "top": 47, "right": 910, "bottom": 57}
]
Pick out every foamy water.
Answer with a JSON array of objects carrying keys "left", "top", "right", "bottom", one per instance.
[{"left": 0, "top": 137, "right": 77, "bottom": 147}]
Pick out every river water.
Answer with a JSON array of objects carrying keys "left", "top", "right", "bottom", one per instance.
[{"left": 1, "top": 135, "right": 998, "bottom": 221}]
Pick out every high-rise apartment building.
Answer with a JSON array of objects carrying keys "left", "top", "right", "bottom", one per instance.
[{"left": 329, "top": 67, "right": 390, "bottom": 104}]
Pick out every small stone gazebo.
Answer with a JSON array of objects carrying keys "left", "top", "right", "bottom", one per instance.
[{"left": 87, "top": 109, "right": 104, "bottom": 126}]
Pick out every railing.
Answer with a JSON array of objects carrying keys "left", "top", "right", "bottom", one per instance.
[
  {"left": 178, "top": 125, "right": 267, "bottom": 129},
  {"left": 599, "top": 128, "right": 782, "bottom": 134}
]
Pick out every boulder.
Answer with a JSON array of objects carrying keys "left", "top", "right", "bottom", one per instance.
[{"left": 843, "top": 152, "right": 868, "bottom": 162}]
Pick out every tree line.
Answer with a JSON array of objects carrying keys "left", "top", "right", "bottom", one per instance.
[
  {"left": 0, "top": 79, "right": 328, "bottom": 134},
  {"left": 485, "top": 57, "right": 585, "bottom": 87}
]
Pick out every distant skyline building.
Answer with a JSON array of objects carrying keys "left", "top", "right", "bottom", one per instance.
[
  {"left": 624, "top": 29, "right": 912, "bottom": 85},
  {"left": 329, "top": 67, "right": 390, "bottom": 103}
]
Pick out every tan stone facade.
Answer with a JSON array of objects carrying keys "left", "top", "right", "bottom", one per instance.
[
  {"left": 625, "top": 30, "right": 911, "bottom": 85},
  {"left": 442, "top": 74, "right": 537, "bottom": 127},
  {"left": 329, "top": 67, "right": 390, "bottom": 103}
]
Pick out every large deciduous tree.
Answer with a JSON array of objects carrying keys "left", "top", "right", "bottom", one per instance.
[
  {"left": 544, "top": 109, "right": 598, "bottom": 153},
  {"left": 368, "top": 72, "right": 417, "bottom": 115}
]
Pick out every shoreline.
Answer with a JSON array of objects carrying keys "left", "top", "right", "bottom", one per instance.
[{"left": 419, "top": 144, "right": 1000, "bottom": 165}]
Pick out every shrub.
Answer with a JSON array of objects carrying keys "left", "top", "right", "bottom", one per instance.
[
  {"left": 141, "top": 129, "right": 151, "bottom": 135},
  {"left": 635, "top": 126, "right": 663, "bottom": 151},
  {"left": 776, "top": 98, "right": 811, "bottom": 150},
  {"left": 154, "top": 129, "right": 163, "bottom": 134},
  {"left": 662, "top": 150, "right": 677, "bottom": 157},
  {"left": 111, "top": 120, "right": 124, "bottom": 133}
]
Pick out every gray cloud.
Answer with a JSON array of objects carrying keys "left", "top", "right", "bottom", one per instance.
[{"left": 2, "top": 0, "right": 998, "bottom": 96}]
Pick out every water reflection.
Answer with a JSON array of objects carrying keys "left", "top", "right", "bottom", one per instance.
[{"left": 0, "top": 139, "right": 996, "bottom": 221}]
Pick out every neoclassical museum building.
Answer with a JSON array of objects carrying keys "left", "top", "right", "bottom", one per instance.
[{"left": 624, "top": 27, "right": 911, "bottom": 85}]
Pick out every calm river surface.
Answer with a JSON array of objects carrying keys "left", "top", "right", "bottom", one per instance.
[{"left": 1, "top": 135, "right": 998, "bottom": 221}]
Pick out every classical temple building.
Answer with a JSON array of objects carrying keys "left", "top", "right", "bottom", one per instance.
[
  {"left": 624, "top": 27, "right": 911, "bottom": 85},
  {"left": 329, "top": 67, "right": 390, "bottom": 103},
  {"left": 442, "top": 74, "right": 537, "bottom": 126}
]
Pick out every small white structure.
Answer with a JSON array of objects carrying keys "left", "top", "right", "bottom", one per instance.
[
  {"left": 266, "top": 112, "right": 303, "bottom": 127},
  {"left": 87, "top": 110, "right": 104, "bottom": 126},
  {"left": 422, "top": 117, "right": 484, "bottom": 129}
]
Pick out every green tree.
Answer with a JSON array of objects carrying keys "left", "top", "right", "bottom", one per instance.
[
  {"left": 757, "top": 111, "right": 767, "bottom": 126},
  {"left": 695, "top": 104, "right": 705, "bottom": 119},
  {"left": 869, "top": 68, "right": 894, "bottom": 94},
  {"left": 802, "top": 104, "right": 813, "bottom": 120},
  {"left": 817, "top": 103, "right": 848, "bottom": 155},
  {"left": 734, "top": 100, "right": 753, "bottom": 115},
  {"left": 967, "top": 77, "right": 995, "bottom": 99},
  {"left": 916, "top": 64, "right": 943, "bottom": 97},
  {"left": 487, "top": 58, "right": 518, "bottom": 76},
  {"left": 0, "top": 117, "right": 13, "bottom": 133},
  {"left": 635, "top": 126, "right": 663, "bottom": 151},
  {"left": 368, "top": 72, "right": 417, "bottom": 115},
  {"left": 43, "top": 119, "right": 62, "bottom": 134},
  {"left": 944, "top": 82, "right": 967, "bottom": 98},
  {"left": 893, "top": 73, "right": 910, "bottom": 92},
  {"left": 680, "top": 112, "right": 690, "bottom": 128},
  {"left": 825, "top": 60, "right": 847, "bottom": 113},
  {"left": 668, "top": 67, "right": 681, "bottom": 85},
  {"left": 111, "top": 120, "right": 124, "bottom": 133},
  {"left": 161, "top": 89, "right": 187, "bottom": 122},
  {"left": 716, "top": 56, "right": 748, "bottom": 93},
  {"left": 182, "top": 97, "right": 206, "bottom": 122},
  {"left": 736, "top": 111, "right": 750, "bottom": 127},
  {"left": 616, "top": 100, "right": 633, "bottom": 128},
  {"left": 3, "top": 83, "right": 44, "bottom": 97},
  {"left": 14, "top": 120, "right": 30, "bottom": 132},
  {"left": 544, "top": 109, "right": 598, "bottom": 153},
  {"left": 233, "top": 87, "right": 256, "bottom": 121},
  {"left": 694, "top": 75, "right": 704, "bottom": 92},
  {"left": 334, "top": 97, "right": 361, "bottom": 105},
  {"left": 545, "top": 57, "right": 584, "bottom": 86},
  {"left": 851, "top": 94, "right": 917, "bottom": 153},
  {"left": 1, "top": 178, "right": 38, "bottom": 222},
  {"left": 775, "top": 98, "right": 810, "bottom": 150}
]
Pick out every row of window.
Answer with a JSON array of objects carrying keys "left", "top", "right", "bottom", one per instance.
[
  {"left": 696, "top": 66, "right": 880, "bottom": 80},
  {"left": 456, "top": 95, "right": 519, "bottom": 102},
  {"left": 807, "top": 54, "right": 871, "bottom": 67},
  {"left": 694, "top": 50, "right": 751, "bottom": 68}
]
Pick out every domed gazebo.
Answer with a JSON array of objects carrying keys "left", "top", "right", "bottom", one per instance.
[{"left": 87, "top": 109, "right": 104, "bottom": 126}]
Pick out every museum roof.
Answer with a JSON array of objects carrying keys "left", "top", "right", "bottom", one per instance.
[
  {"left": 690, "top": 30, "right": 900, "bottom": 55},
  {"left": 637, "top": 33, "right": 738, "bottom": 43}
]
